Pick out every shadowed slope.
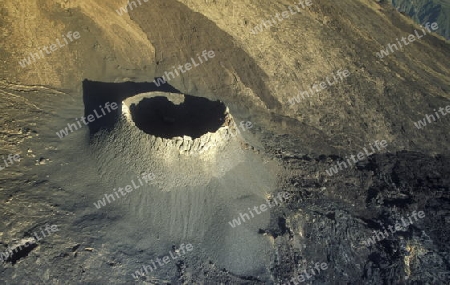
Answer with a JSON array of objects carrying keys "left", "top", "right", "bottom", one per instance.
[{"left": 128, "top": 0, "right": 281, "bottom": 111}]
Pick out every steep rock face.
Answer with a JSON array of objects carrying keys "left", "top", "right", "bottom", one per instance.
[{"left": 390, "top": 0, "right": 450, "bottom": 39}]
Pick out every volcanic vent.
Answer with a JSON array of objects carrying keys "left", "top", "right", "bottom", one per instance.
[
  {"left": 128, "top": 94, "right": 227, "bottom": 139},
  {"left": 121, "top": 92, "right": 241, "bottom": 156},
  {"left": 85, "top": 83, "right": 280, "bottom": 279}
]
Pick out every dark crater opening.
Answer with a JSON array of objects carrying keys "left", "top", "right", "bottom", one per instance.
[
  {"left": 83, "top": 78, "right": 182, "bottom": 135},
  {"left": 129, "top": 95, "right": 227, "bottom": 139}
]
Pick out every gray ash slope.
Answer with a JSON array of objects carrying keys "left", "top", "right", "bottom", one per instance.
[{"left": 87, "top": 91, "right": 281, "bottom": 282}]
